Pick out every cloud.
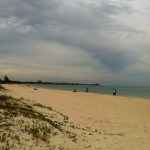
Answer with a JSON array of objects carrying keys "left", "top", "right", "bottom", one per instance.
[{"left": 0, "top": 0, "right": 150, "bottom": 86}]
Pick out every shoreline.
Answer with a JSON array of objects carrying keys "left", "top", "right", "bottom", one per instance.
[
  {"left": 27, "top": 84, "right": 150, "bottom": 100},
  {"left": 1, "top": 84, "right": 150, "bottom": 150}
]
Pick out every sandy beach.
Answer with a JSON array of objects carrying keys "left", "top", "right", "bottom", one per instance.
[{"left": 1, "top": 84, "right": 150, "bottom": 150}]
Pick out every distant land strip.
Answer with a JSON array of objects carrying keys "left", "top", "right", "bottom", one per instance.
[{"left": 0, "top": 75, "right": 99, "bottom": 86}]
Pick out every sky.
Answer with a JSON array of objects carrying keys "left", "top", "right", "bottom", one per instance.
[{"left": 0, "top": 0, "right": 150, "bottom": 86}]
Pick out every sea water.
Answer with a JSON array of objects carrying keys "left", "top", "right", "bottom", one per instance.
[{"left": 30, "top": 84, "right": 150, "bottom": 100}]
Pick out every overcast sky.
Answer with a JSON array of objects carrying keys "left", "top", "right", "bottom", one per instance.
[{"left": 0, "top": 0, "right": 150, "bottom": 86}]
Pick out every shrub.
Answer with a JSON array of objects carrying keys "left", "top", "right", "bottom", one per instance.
[{"left": 0, "top": 95, "right": 12, "bottom": 101}]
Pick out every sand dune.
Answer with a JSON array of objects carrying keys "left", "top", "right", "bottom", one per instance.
[{"left": 1, "top": 84, "right": 150, "bottom": 150}]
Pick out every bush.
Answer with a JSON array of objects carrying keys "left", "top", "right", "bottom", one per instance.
[{"left": 0, "top": 95, "right": 12, "bottom": 101}]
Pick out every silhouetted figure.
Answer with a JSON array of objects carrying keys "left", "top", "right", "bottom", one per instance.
[
  {"left": 73, "top": 89, "right": 77, "bottom": 92},
  {"left": 86, "top": 88, "right": 89, "bottom": 93},
  {"left": 113, "top": 89, "right": 117, "bottom": 96}
]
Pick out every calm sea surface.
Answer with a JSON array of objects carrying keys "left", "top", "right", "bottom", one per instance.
[{"left": 30, "top": 84, "right": 150, "bottom": 100}]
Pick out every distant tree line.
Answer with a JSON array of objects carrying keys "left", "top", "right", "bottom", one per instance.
[
  {"left": 0, "top": 75, "right": 23, "bottom": 84},
  {"left": 0, "top": 75, "right": 100, "bottom": 86}
]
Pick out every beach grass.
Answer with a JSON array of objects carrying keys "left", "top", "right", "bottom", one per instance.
[{"left": 0, "top": 95, "right": 86, "bottom": 149}]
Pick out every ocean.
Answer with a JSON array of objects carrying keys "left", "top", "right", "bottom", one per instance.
[{"left": 30, "top": 84, "right": 150, "bottom": 100}]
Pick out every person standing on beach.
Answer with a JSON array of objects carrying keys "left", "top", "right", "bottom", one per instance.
[
  {"left": 113, "top": 89, "right": 117, "bottom": 96},
  {"left": 86, "top": 88, "right": 89, "bottom": 93},
  {"left": 73, "top": 89, "right": 77, "bottom": 92}
]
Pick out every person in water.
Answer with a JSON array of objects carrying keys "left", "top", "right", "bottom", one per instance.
[{"left": 113, "top": 89, "right": 117, "bottom": 96}]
